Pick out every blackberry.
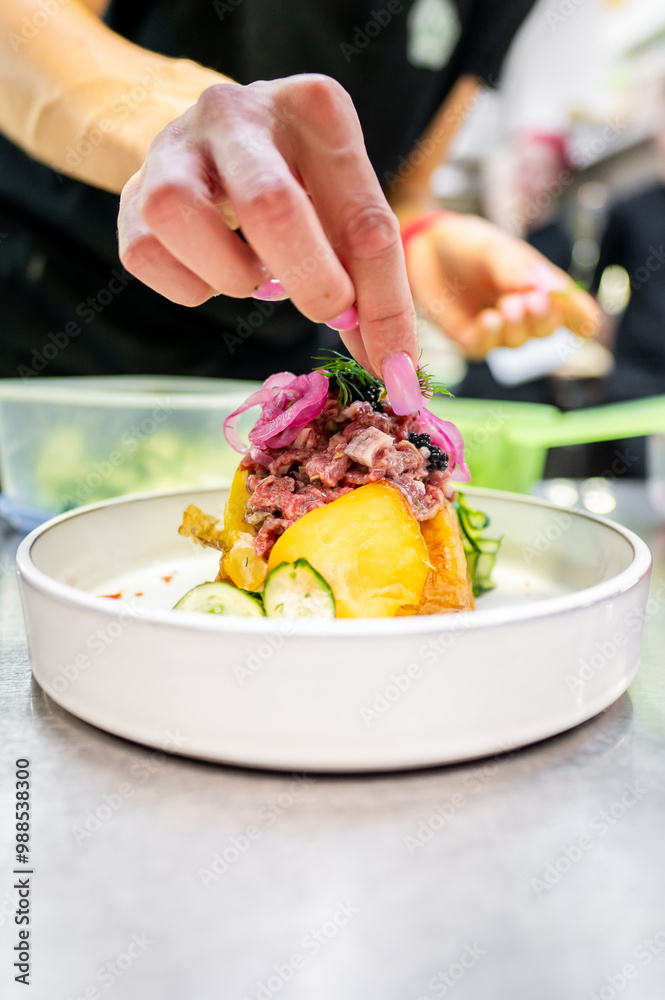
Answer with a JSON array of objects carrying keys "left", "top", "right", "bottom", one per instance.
[
  {"left": 408, "top": 432, "right": 431, "bottom": 449},
  {"left": 427, "top": 445, "right": 449, "bottom": 472},
  {"left": 408, "top": 432, "right": 449, "bottom": 471},
  {"left": 345, "top": 375, "right": 383, "bottom": 411},
  {"left": 364, "top": 383, "right": 383, "bottom": 411}
]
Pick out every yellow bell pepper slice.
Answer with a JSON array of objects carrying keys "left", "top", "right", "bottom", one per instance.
[
  {"left": 417, "top": 501, "right": 474, "bottom": 614},
  {"left": 267, "top": 481, "right": 429, "bottom": 618},
  {"left": 221, "top": 468, "right": 268, "bottom": 593}
]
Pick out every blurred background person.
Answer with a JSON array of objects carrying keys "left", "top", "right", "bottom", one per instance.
[
  {"left": 486, "top": 130, "right": 573, "bottom": 273},
  {"left": 583, "top": 103, "right": 665, "bottom": 476},
  {"left": 592, "top": 113, "right": 665, "bottom": 404},
  {"left": 457, "top": 129, "right": 575, "bottom": 404},
  {"left": 508, "top": 131, "right": 574, "bottom": 273},
  {"left": 405, "top": 0, "right": 665, "bottom": 486}
]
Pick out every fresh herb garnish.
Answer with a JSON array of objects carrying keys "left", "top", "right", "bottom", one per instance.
[
  {"left": 417, "top": 359, "right": 454, "bottom": 400},
  {"left": 313, "top": 351, "right": 385, "bottom": 409},
  {"left": 455, "top": 494, "right": 502, "bottom": 597},
  {"left": 313, "top": 350, "right": 453, "bottom": 408}
]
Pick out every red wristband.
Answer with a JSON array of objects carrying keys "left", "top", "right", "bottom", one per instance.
[{"left": 400, "top": 210, "right": 452, "bottom": 253}]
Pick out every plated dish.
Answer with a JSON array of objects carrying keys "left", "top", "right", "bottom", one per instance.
[
  {"left": 175, "top": 356, "right": 500, "bottom": 620},
  {"left": 17, "top": 485, "right": 651, "bottom": 771}
]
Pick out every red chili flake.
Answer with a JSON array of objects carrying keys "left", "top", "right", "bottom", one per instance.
[
  {"left": 134, "top": 592, "right": 143, "bottom": 597},
  {"left": 161, "top": 575, "right": 173, "bottom": 584},
  {"left": 101, "top": 592, "right": 122, "bottom": 599}
]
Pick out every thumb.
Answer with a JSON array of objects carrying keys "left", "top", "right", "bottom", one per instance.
[{"left": 555, "top": 288, "right": 603, "bottom": 339}]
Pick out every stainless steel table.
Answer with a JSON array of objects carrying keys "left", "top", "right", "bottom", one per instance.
[{"left": 2, "top": 483, "right": 664, "bottom": 1000}]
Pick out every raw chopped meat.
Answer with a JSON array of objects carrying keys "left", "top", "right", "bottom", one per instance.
[
  {"left": 239, "top": 388, "right": 455, "bottom": 557},
  {"left": 247, "top": 474, "right": 295, "bottom": 513},
  {"left": 304, "top": 450, "right": 350, "bottom": 487},
  {"left": 344, "top": 427, "right": 394, "bottom": 466}
]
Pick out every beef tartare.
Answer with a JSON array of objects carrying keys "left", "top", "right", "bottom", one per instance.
[
  {"left": 177, "top": 356, "right": 499, "bottom": 619},
  {"left": 224, "top": 355, "right": 469, "bottom": 561}
]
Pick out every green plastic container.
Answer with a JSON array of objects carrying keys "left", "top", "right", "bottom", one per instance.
[{"left": 429, "top": 395, "right": 665, "bottom": 493}]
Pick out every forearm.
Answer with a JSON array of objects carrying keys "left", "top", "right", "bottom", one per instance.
[
  {"left": 387, "top": 74, "right": 481, "bottom": 224},
  {"left": 0, "top": 0, "right": 228, "bottom": 192}
]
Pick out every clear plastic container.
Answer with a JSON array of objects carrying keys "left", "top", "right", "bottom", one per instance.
[
  {"left": 0, "top": 376, "right": 261, "bottom": 530},
  {"left": 4, "top": 376, "right": 665, "bottom": 532},
  {"left": 647, "top": 434, "right": 665, "bottom": 516}
]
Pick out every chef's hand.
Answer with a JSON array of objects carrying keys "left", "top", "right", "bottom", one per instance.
[
  {"left": 404, "top": 213, "right": 602, "bottom": 358},
  {"left": 118, "top": 75, "right": 420, "bottom": 396}
]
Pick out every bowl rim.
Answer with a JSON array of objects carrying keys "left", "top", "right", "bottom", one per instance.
[{"left": 15, "top": 484, "right": 653, "bottom": 639}]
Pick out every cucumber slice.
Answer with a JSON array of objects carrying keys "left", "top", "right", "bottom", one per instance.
[
  {"left": 263, "top": 559, "right": 336, "bottom": 619},
  {"left": 174, "top": 582, "right": 265, "bottom": 617}
]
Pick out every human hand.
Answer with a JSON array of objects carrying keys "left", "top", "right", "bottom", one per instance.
[
  {"left": 404, "top": 213, "right": 601, "bottom": 358},
  {"left": 118, "top": 74, "right": 421, "bottom": 403}
]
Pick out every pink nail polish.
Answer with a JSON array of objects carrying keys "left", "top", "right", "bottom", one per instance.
[
  {"left": 252, "top": 278, "right": 289, "bottom": 301},
  {"left": 502, "top": 297, "right": 525, "bottom": 324},
  {"left": 325, "top": 305, "right": 359, "bottom": 332},
  {"left": 525, "top": 290, "right": 549, "bottom": 316},
  {"left": 382, "top": 352, "right": 424, "bottom": 416},
  {"left": 527, "top": 261, "right": 568, "bottom": 292},
  {"left": 482, "top": 310, "right": 503, "bottom": 332}
]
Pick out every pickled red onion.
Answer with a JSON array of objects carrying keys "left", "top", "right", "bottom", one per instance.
[
  {"left": 223, "top": 373, "right": 294, "bottom": 452},
  {"left": 416, "top": 407, "right": 471, "bottom": 482},
  {"left": 224, "top": 371, "right": 329, "bottom": 453}
]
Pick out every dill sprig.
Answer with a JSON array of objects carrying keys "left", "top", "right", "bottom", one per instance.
[
  {"left": 312, "top": 351, "right": 385, "bottom": 408},
  {"left": 417, "top": 359, "right": 454, "bottom": 400},
  {"left": 313, "top": 350, "right": 453, "bottom": 405}
]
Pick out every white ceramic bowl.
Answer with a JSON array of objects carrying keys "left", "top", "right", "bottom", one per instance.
[{"left": 16, "top": 486, "right": 652, "bottom": 772}]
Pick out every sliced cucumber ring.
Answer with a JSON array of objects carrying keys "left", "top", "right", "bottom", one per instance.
[
  {"left": 263, "top": 559, "right": 336, "bottom": 619},
  {"left": 174, "top": 582, "right": 265, "bottom": 617}
]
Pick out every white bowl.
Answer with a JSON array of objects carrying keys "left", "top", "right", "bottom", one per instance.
[{"left": 16, "top": 486, "right": 652, "bottom": 772}]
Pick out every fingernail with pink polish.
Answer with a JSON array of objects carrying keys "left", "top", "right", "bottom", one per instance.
[
  {"left": 501, "top": 296, "right": 525, "bottom": 324},
  {"left": 527, "top": 261, "right": 568, "bottom": 292},
  {"left": 325, "top": 305, "right": 359, "bottom": 332},
  {"left": 525, "top": 290, "right": 550, "bottom": 316},
  {"left": 482, "top": 311, "right": 503, "bottom": 332},
  {"left": 382, "top": 352, "right": 425, "bottom": 415},
  {"left": 252, "top": 277, "right": 289, "bottom": 301}
]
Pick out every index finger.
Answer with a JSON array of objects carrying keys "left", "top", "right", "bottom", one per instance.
[
  {"left": 555, "top": 289, "right": 603, "bottom": 339},
  {"left": 198, "top": 91, "right": 356, "bottom": 321},
  {"left": 278, "top": 77, "right": 417, "bottom": 377},
  {"left": 301, "top": 150, "right": 418, "bottom": 378}
]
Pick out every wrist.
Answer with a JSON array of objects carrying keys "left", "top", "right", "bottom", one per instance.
[
  {"left": 47, "top": 59, "right": 228, "bottom": 193},
  {"left": 400, "top": 210, "right": 454, "bottom": 254},
  {"left": 390, "top": 196, "right": 439, "bottom": 225}
]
